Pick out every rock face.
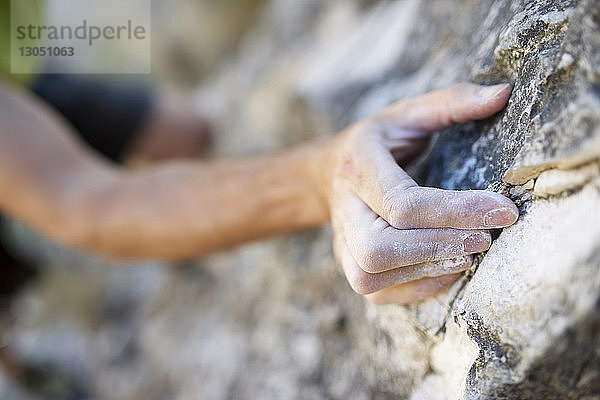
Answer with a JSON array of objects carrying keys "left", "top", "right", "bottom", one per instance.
[{"left": 1, "top": 0, "right": 599, "bottom": 399}]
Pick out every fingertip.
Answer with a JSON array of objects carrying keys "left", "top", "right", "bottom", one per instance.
[
  {"left": 482, "top": 194, "right": 519, "bottom": 228},
  {"left": 477, "top": 83, "right": 513, "bottom": 106},
  {"left": 484, "top": 206, "right": 519, "bottom": 228},
  {"left": 471, "top": 191, "right": 519, "bottom": 228},
  {"left": 442, "top": 82, "right": 512, "bottom": 125},
  {"left": 382, "top": 82, "right": 512, "bottom": 131},
  {"left": 463, "top": 231, "right": 492, "bottom": 253}
]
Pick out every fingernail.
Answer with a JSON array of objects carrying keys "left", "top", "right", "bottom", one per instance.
[
  {"left": 463, "top": 233, "right": 491, "bottom": 253},
  {"left": 484, "top": 207, "right": 518, "bottom": 228},
  {"left": 478, "top": 83, "right": 512, "bottom": 102}
]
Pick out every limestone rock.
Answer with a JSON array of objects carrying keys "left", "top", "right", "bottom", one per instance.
[{"left": 533, "top": 162, "right": 600, "bottom": 197}]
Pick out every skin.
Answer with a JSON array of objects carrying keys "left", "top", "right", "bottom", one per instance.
[
  {"left": 0, "top": 79, "right": 518, "bottom": 305},
  {"left": 320, "top": 82, "right": 518, "bottom": 304}
]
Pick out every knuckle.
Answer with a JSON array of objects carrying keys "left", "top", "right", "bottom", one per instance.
[
  {"left": 347, "top": 270, "right": 376, "bottom": 295},
  {"left": 382, "top": 187, "right": 409, "bottom": 226},
  {"left": 384, "top": 187, "right": 422, "bottom": 228},
  {"left": 381, "top": 190, "right": 401, "bottom": 224},
  {"left": 402, "top": 189, "right": 423, "bottom": 225},
  {"left": 356, "top": 242, "right": 386, "bottom": 273}
]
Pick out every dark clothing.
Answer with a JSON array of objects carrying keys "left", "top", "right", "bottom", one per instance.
[
  {"left": 31, "top": 74, "right": 153, "bottom": 161},
  {"left": 0, "top": 218, "right": 36, "bottom": 299}
]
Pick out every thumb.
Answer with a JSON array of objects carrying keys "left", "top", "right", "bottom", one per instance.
[{"left": 378, "top": 82, "right": 512, "bottom": 132}]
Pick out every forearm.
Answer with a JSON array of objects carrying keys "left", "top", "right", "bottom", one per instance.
[
  {"left": 77, "top": 144, "right": 330, "bottom": 259},
  {"left": 0, "top": 80, "right": 329, "bottom": 260}
]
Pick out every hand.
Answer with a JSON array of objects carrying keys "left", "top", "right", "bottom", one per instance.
[{"left": 318, "top": 83, "right": 518, "bottom": 304}]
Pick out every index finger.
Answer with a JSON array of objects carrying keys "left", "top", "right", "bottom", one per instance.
[
  {"left": 342, "top": 128, "right": 518, "bottom": 230},
  {"left": 378, "top": 82, "right": 512, "bottom": 132}
]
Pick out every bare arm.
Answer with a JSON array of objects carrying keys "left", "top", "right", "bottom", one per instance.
[
  {"left": 0, "top": 81, "right": 328, "bottom": 259},
  {"left": 0, "top": 79, "right": 519, "bottom": 304}
]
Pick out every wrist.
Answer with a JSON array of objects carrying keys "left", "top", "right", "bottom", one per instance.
[
  {"left": 310, "top": 126, "right": 358, "bottom": 208},
  {"left": 294, "top": 136, "right": 337, "bottom": 223}
]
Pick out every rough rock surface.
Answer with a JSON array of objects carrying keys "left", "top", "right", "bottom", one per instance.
[{"left": 1, "top": 0, "right": 599, "bottom": 399}]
